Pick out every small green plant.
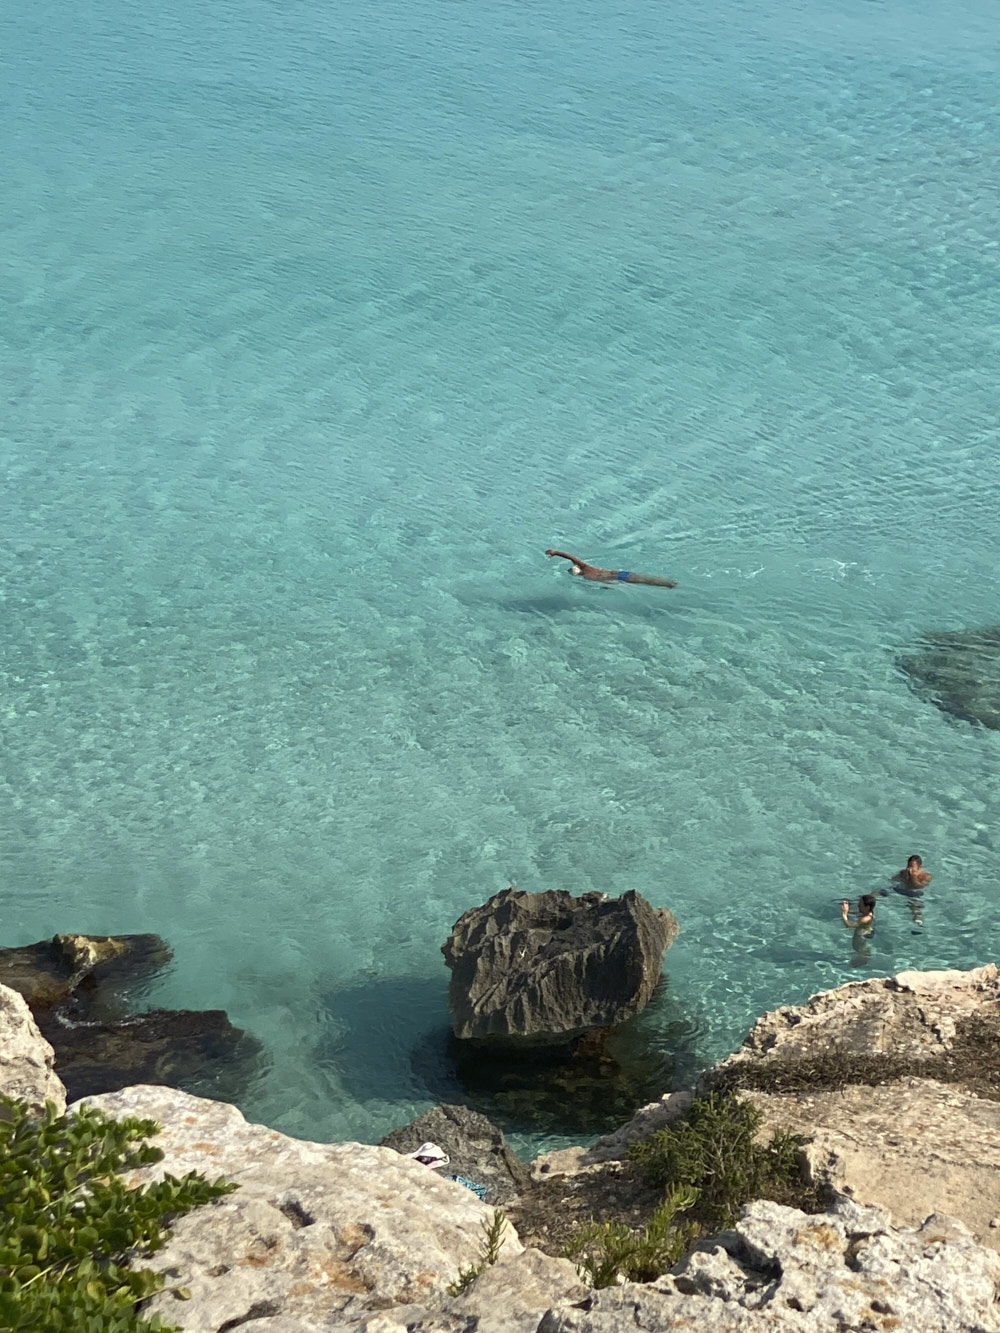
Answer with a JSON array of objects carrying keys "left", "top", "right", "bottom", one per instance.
[
  {"left": 0, "top": 1095, "right": 237, "bottom": 1332},
  {"left": 448, "top": 1209, "right": 508, "bottom": 1296},
  {"left": 627, "top": 1090, "right": 812, "bottom": 1230},
  {"left": 562, "top": 1185, "right": 699, "bottom": 1288}
]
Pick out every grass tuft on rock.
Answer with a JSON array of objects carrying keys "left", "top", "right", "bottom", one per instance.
[
  {"left": 448, "top": 1209, "right": 509, "bottom": 1295},
  {"left": 562, "top": 1185, "right": 698, "bottom": 1288},
  {"left": 0, "top": 1095, "right": 236, "bottom": 1332}
]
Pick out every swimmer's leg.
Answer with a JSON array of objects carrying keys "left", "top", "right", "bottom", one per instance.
[{"left": 623, "top": 573, "right": 679, "bottom": 588}]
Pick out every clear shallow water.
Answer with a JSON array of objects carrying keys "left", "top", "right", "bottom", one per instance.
[{"left": 2, "top": 0, "right": 999, "bottom": 1151}]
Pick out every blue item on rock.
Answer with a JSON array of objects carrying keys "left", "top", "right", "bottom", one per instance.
[{"left": 450, "top": 1174, "right": 488, "bottom": 1201}]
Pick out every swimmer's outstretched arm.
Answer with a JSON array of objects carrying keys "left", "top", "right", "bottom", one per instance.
[
  {"left": 545, "top": 549, "right": 612, "bottom": 581},
  {"left": 545, "top": 548, "right": 679, "bottom": 587}
]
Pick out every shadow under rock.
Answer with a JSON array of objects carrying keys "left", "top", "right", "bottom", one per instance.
[
  {"left": 439, "top": 979, "right": 703, "bottom": 1141},
  {"left": 494, "top": 593, "right": 688, "bottom": 621},
  {"left": 319, "top": 974, "right": 703, "bottom": 1143},
  {"left": 317, "top": 975, "right": 465, "bottom": 1109}
]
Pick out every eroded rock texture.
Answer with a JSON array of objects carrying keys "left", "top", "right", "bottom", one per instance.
[
  {"left": 539, "top": 1197, "right": 1000, "bottom": 1333},
  {"left": 703, "top": 963, "right": 1000, "bottom": 1096},
  {"left": 0, "top": 982, "right": 66, "bottom": 1115},
  {"left": 443, "top": 888, "right": 678, "bottom": 1041},
  {"left": 77, "top": 1085, "right": 522, "bottom": 1331},
  {"left": 78, "top": 1083, "right": 1000, "bottom": 1333},
  {"left": 0, "top": 933, "right": 264, "bottom": 1103}
]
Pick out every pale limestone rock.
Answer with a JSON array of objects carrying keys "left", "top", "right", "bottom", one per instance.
[
  {"left": 752, "top": 1076, "right": 1000, "bottom": 1252},
  {"left": 75, "top": 1085, "right": 521, "bottom": 1331},
  {"left": 443, "top": 888, "right": 678, "bottom": 1040},
  {"left": 710, "top": 963, "right": 1000, "bottom": 1080},
  {"left": 0, "top": 982, "right": 66, "bottom": 1114},
  {"left": 445, "top": 1248, "right": 588, "bottom": 1333},
  {"left": 539, "top": 1196, "right": 1000, "bottom": 1333},
  {"left": 694, "top": 962, "right": 1000, "bottom": 1252}
]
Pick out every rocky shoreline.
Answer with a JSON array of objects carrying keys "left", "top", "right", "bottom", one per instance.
[{"left": 6, "top": 962, "right": 1000, "bottom": 1331}]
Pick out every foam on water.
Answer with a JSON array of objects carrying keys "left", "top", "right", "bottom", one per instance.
[{"left": 2, "top": 0, "right": 999, "bottom": 1149}]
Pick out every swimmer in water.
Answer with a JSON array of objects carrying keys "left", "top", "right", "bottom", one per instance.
[
  {"left": 894, "top": 854, "right": 931, "bottom": 930},
  {"left": 545, "top": 549, "right": 678, "bottom": 588},
  {"left": 897, "top": 854, "right": 932, "bottom": 891},
  {"left": 842, "top": 894, "right": 876, "bottom": 962}
]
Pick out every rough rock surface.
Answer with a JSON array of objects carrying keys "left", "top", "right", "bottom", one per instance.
[
  {"left": 529, "top": 966, "right": 1000, "bottom": 1256},
  {"left": 75, "top": 1082, "right": 1000, "bottom": 1333},
  {"left": 63, "top": 966, "right": 1000, "bottom": 1333},
  {"left": 380, "top": 1103, "right": 530, "bottom": 1205},
  {"left": 0, "top": 932, "right": 264, "bottom": 1103},
  {"left": 754, "top": 1075, "right": 1000, "bottom": 1253},
  {"left": 443, "top": 888, "right": 678, "bottom": 1040},
  {"left": 394, "top": 1249, "right": 589, "bottom": 1333},
  {"left": 693, "top": 964, "right": 1000, "bottom": 1253},
  {"left": 0, "top": 932, "right": 170, "bottom": 1009},
  {"left": 531, "top": 1090, "right": 695, "bottom": 1180},
  {"left": 704, "top": 964, "right": 1000, "bottom": 1094},
  {"left": 0, "top": 982, "right": 66, "bottom": 1115},
  {"left": 538, "top": 1196, "right": 1000, "bottom": 1333},
  {"left": 76, "top": 1085, "right": 521, "bottom": 1331}
]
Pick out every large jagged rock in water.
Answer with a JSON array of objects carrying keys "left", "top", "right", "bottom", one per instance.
[
  {"left": 898, "top": 625, "right": 1000, "bottom": 728},
  {"left": 442, "top": 887, "right": 678, "bottom": 1041}
]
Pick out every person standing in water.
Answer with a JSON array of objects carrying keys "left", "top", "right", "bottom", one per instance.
[
  {"left": 545, "top": 549, "right": 678, "bottom": 588},
  {"left": 894, "top": 854, "right": 931, "bottom": 929},
  {"left": 842, "top": 894, "right": 876, "bottom": 961},
  {"left": 897, "top": 854, "right": 932, "bottom": 891}
]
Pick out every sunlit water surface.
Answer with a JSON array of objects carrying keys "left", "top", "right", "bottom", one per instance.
[{"left": 3, "top": 0, "right": 999, "bottom": 1151}]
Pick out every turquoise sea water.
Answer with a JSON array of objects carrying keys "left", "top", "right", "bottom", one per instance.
[{"left": 3, "top": 0, "right": 999, "bottom": 1150}]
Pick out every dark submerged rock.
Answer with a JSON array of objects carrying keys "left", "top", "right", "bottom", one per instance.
[
  {"left": 0, "top": 933, "right": 169, "bottom": 1012},
  {"left": 0, "top": 933, "right": 264, "bottom": 1103},
  {"left": 442, "top": 887, "right": 678, "bottom": 1042},
  {"left": 447, "top": 1015, "right": 683, "bottom": 1140},
  {"left": 898, "top": 625, "right": 1000, "bottom": 729},
  {"left": 44, "top": 1007, "right": 263, "bottom": 1105},
  {"left": 380, "top": 1103, "right": 530, "bottom": 1205}
]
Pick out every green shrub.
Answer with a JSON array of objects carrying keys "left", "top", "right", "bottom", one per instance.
[
  {"left": 627, "top": 1090, "right": 813, "bottom": 1230},
  {"left": 0, "top": 1095, "right": 236, "bottom": 1332},
  {"left": 448, "top": 1209, "right": 509, "bottom": 1295},
  {"left": 562, "top": 1185, "right": 699, "bottom": 1288}
]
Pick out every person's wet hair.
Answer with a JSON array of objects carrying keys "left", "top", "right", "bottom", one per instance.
[{"left": 859, "top": 894, "right": 877, "bottom": 915}]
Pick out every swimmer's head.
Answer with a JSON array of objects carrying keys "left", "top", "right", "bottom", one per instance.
[
  {"left": 907, "top": 855, "right": 922, "bottom": 869},
  {"left": 570, "top": 564, "right": 583, "bottom": 576}
]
